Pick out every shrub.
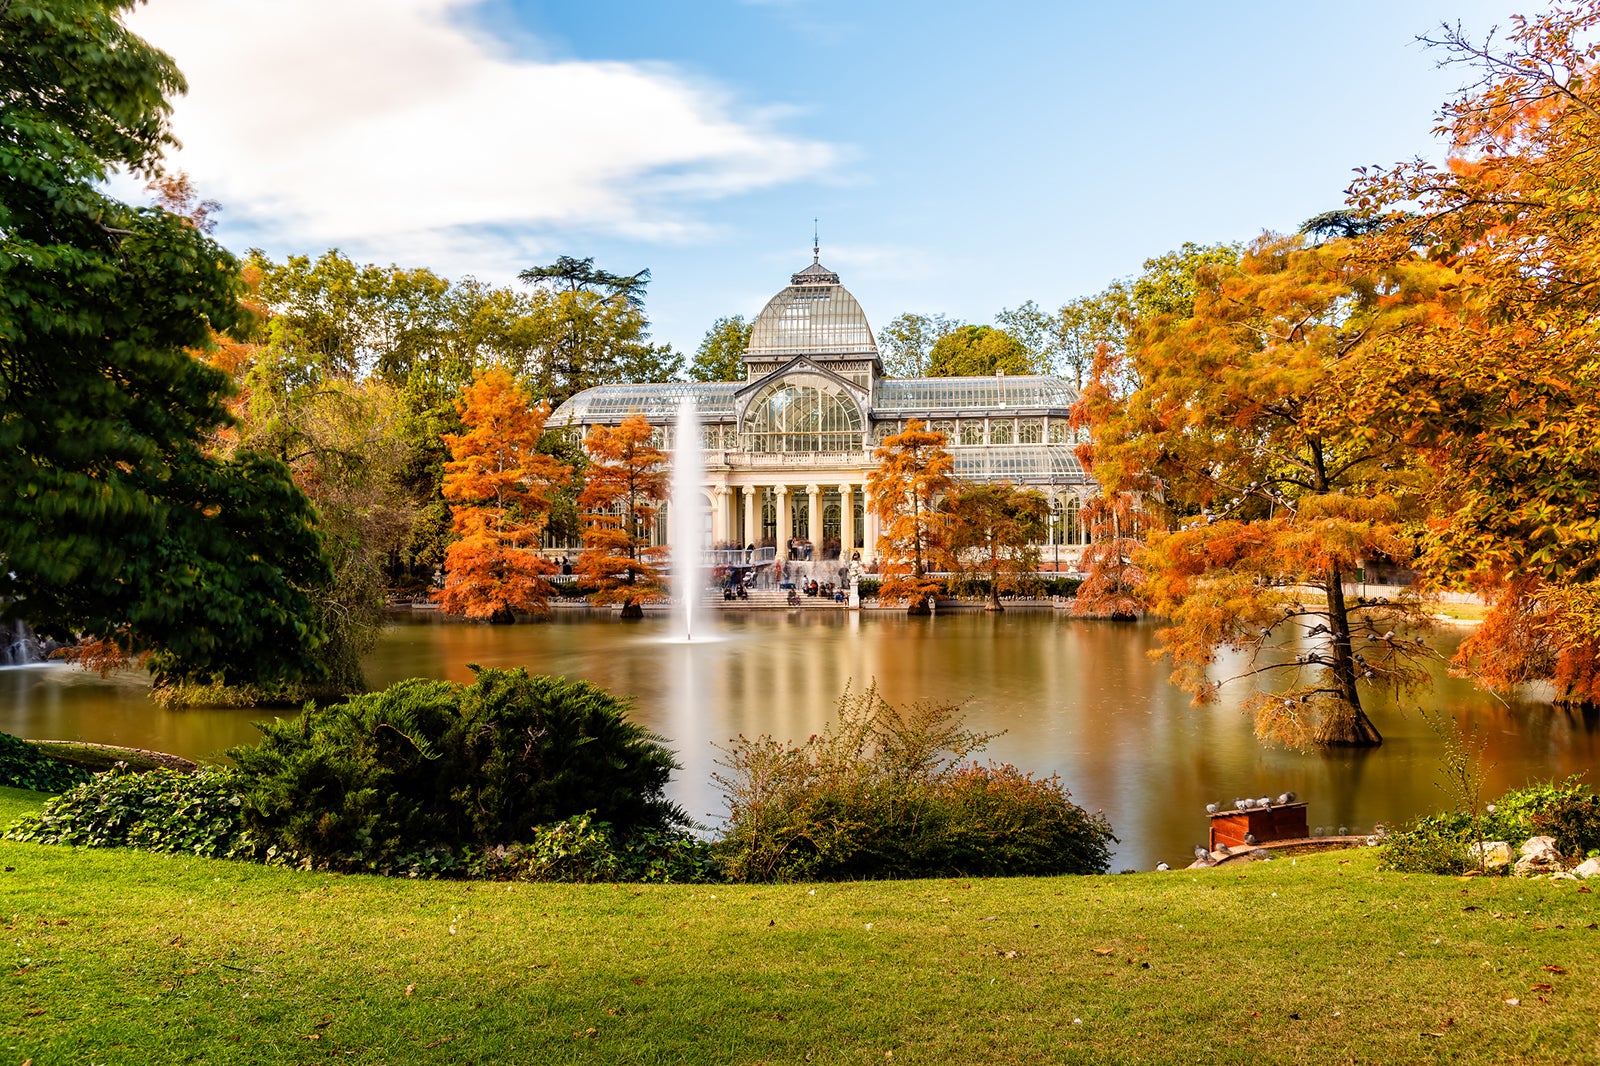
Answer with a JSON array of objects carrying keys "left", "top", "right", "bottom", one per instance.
[
  {"left": 468, "top": 813, "right": 719, "bottom": 883},
  {"left": 714, "top": 685, "right": 1115, "bottom": 881},
  {"left": 230, "top": 667, "right": 686, "bottom": 873},
  {"left": 5, "top": 767, "right": 259, "bottom": 860},
  {"left": 1381, "top": 776, "right": 1600, "bottom": 873},
  {"left": 0, "top": 731, "right": 93, "bottom": 792}
]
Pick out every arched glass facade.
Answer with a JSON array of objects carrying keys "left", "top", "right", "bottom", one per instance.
[{"left": 741, "top": 376, "right": 864, "bottom": 452}]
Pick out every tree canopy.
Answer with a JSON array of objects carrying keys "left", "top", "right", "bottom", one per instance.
[
  {"left": 1076, "top": 233, "right": 1447, "bottom": 746},
  {"left": 1348, "top": 2, "right": 1600, "bottom": 705},
  {"left": 437, "top": 369, "right": 569, "bottom": 621},
  {"left": 577, "top": 415, "right": 669, "bottom": 619},
  {"left": 867, "top": 420, "right": 955, "bottom": 615},
  {"left": 927, "top": 325, "right": 1037, "bottom": 377},
  {"left": 0, "top": 0, "right": 330, "bottom": 688},
  {"left": 689, "top": 315, "right": 752, "bottom": 382}
]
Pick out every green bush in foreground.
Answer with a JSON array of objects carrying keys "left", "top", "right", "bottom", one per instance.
[
  {"left": 5, "top": 767, "right": 259, "bottom": 860},
  {"left": 468, "top": 813, "right": 719, "bottom": 883},
  {"left": 714, "top": 684, "right": 1115, "bottom": 881},
  {"left": 0, "top": 731, "right": 93, "bottom": 793},
  {"left": 1381, "top": 776, "right": 1600, "bottom": 874},
  {"left": 231, "top": 667, "right": 686, "bottom": 873}
]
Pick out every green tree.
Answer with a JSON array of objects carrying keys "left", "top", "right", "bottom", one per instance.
[
  {"left": 0, "top": 0, "right": 329, "bottom": 689},
  {"left": 876, "top": 312, "right": 960, "bottom": 378},
  {"left": 689, "top": 315, "right": 753, "bottom": 382},
  {"left": 519, "top": 256, "right": 665, "bottom": 403},
  {"left": 994, "top": 301, "right": 1061, "bottom": 375},
  {"left": 927, "top": 325, "right": 1038, "bottom": 376}
]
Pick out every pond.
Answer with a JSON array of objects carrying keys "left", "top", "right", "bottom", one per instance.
[{"left": 3, "top": 609, "right": 1597, "bottom": 869}]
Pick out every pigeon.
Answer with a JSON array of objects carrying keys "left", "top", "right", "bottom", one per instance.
[
  {"left": 1278, "top": 791, "right": 1296, "bottom": 805},
  {"left": 1234, "top": 798, "right": 1247, "bottom": 810},
  {"left": 1314, "top": 826, "right": 1324, "bottom": 837},
  {"left": 1194, "top": 845, "right": 1210, "bottom": 860},
  {"left": 1244, "top": 832, "right": 1258, "bottom": 845},
  {"left": 1338, "top": 825, "right": 1349, "bottom": 836},
  {"left": 1257, "top": 797, "right": 1272, "bottom": 808},
  {"left": 1205, "top": 803, "right": 1219, "bottom": 815},
  {"left": 1156, "top": 862, "right": 1170, "bottom": 871}
]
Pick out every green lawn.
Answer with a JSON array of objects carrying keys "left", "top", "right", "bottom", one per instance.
[{"left": 2, "top": 786, "right": 1596, "bottom": 1064}]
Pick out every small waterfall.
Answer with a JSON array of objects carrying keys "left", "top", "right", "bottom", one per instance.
[
  {"left": 0, "top": 619, "right": 43, "bottom": 666},
  {"left": 670, "top": 396, "right": 711, "bottom": 642}
]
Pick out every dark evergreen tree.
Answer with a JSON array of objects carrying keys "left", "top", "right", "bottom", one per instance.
[{"left": 0, "top": 0, "right": 329, "bottom": 686}]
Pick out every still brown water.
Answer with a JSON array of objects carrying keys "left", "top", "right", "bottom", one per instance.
[{"left": 3, "top": 610, "right": 1597, "bottom": 868}]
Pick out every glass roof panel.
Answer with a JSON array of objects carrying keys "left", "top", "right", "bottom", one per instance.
[
  {"left": 550, "top": 382, "right": 739, "bottom": 425},
  {"left": 876, "top": 375, "right": 1078, "bottom": 412},
  {"left": 951, "top": 444, "right": 1086, "bottom": 480},
  {"left": 747, "top": 269, "right": 877, "bottom": 357}
]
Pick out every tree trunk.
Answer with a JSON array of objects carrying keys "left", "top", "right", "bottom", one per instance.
[
  {"left": 986, "top": 586, "right": 1003, "bottom": 612},
  {"left": 489, "top": 607, "right": 516, "bottom": 625},
  {"left": 1321, "top": 564, "right": 1382, "bottom": 747},
  {"left": 619, "top": 598, "right": 644, "bottom": 620},
  {"left": 907, "top": 595, "right": 932, "bottom": 617},
  {"left": 1317, "top": 702, "right": 1384, "bottom": 746}
]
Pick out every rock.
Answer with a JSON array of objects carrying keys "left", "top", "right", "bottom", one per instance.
[
  {"left": 1513, "top": 836, "right": 1564, "bottom": 878},
  {"left": 1469, "top": 841, "right": 1514, "bottom": 871},
  {"left": 1572, "top": 856, "right": 1600, "bottom": 880},
  {"left": 1519, "top": 835, "right": 1560, "bottom": 861}
]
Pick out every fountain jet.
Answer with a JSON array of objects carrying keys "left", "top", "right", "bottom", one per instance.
[{"left": 670, "top": 395, "right": 710, "bottom": 642}]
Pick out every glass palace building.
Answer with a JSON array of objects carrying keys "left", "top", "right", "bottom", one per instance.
[{"left": 549, "top": 256, "right": 1096, "bottom": 567}]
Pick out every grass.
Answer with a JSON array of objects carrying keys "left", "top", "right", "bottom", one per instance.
[{"left": 2, "top": 786, "right": 1597, "bottom": 1065}]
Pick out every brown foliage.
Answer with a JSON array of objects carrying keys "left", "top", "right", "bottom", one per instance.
[
  {"left": 1347, "top": 4, "right": 1600, "bottom": 701},
  {"left": 867, "top": 420, "right": 955, "bottom": 613},
  {"left": 576, "top": 414, "right": 668, "bottom": 616},
  {"left": 435, "top": 368, "right": 569, "bottom": 620}
]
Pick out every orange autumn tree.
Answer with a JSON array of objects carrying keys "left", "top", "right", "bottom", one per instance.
[
  {"left": 437, "top": 368, "right": 570, "bottom": 622},
  {"left": 1348, "top": 4, "right": 1600, "bottom": 705},
  {"left": 577, "top": 414, "right": 669, "bottom": 619},
  {"left": 1079, "top": 233, "right": 1448, "bottom": 748},
  {"left": 1070, "top": 493, "right": 1148, "bottom": 621},
  {"left": 942, "top": 482, "right": 1048, "bottom": 612},
  {"left": 868, "top": 420, "right": 955, "bottom": 615}
]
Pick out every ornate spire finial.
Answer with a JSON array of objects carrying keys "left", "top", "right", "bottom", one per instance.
[{"left": 813, "top": 217, "right": 819, "bottom": 263}]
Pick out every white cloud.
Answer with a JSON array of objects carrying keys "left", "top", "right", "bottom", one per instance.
[{"left": 125, "top": 0, "right": 838, "bottom": 273}]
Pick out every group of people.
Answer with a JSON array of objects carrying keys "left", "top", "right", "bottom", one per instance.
[{"left": 783, "top": 579, "right": 845, "bottom": 605}]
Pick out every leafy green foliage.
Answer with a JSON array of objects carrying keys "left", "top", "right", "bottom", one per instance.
[
  {"left": 230, "top": 668, "right": 686, "bottom": 873},
  {"left": 927, "top": 325, "right": 1037, "bottom": 377},
  {"left": 1381, "top": 777, "right": 1600, "bottom": 874},
  {"left": 468, "top": 813, "right": 719, "bottom": 883},
  {"left": 5, "top": 767, "right": 258, "bottom": 860},
  {"left": 0, "top": 0, "right": 330, "bottom": 687},
  {"left": 875, "top": 312, "right": 961, "bottom": 378},
  {"left": 688, "top": 315, "right": 752, "bottom": 382},
  {"left": 0, "top": 733, "right": 93, "bottom": 793},
  {"left": 714, "top": 685, "right": 1115, "bottom": 881}
]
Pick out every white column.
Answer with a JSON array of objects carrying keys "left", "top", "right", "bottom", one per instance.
[
  {"left": 710, "top": 486, "right": 727, "bottom": 546},
  {"left": 741, "top": 485, "right": 757, "bottom": 549},
  {"left": 862, "top": 486, "right": 880, "bottom": 566},
  {"left": 806, "top": 484, "right": 821, "bottom": 557},
  {"left": 776, "top": 486, "right": 791, "bottom": 563},
  {"left": 838, "top": 484, "right": 855, "bottom": 559}
]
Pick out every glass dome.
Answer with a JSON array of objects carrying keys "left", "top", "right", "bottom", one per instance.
[
  {"left": 746, "top": 260, "right": 878, "bottom": 357},
  {"left": 741, "top": 374, "right": 865, "bottom": 452}
]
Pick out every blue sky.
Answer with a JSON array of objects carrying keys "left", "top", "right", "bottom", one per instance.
[{"left": 127, "top": 0, "right": 1529, "bottom": 360}]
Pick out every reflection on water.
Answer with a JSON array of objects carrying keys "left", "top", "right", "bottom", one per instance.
[{"left": 4, "top": 611, "right": 1598, "bottom": 868}]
